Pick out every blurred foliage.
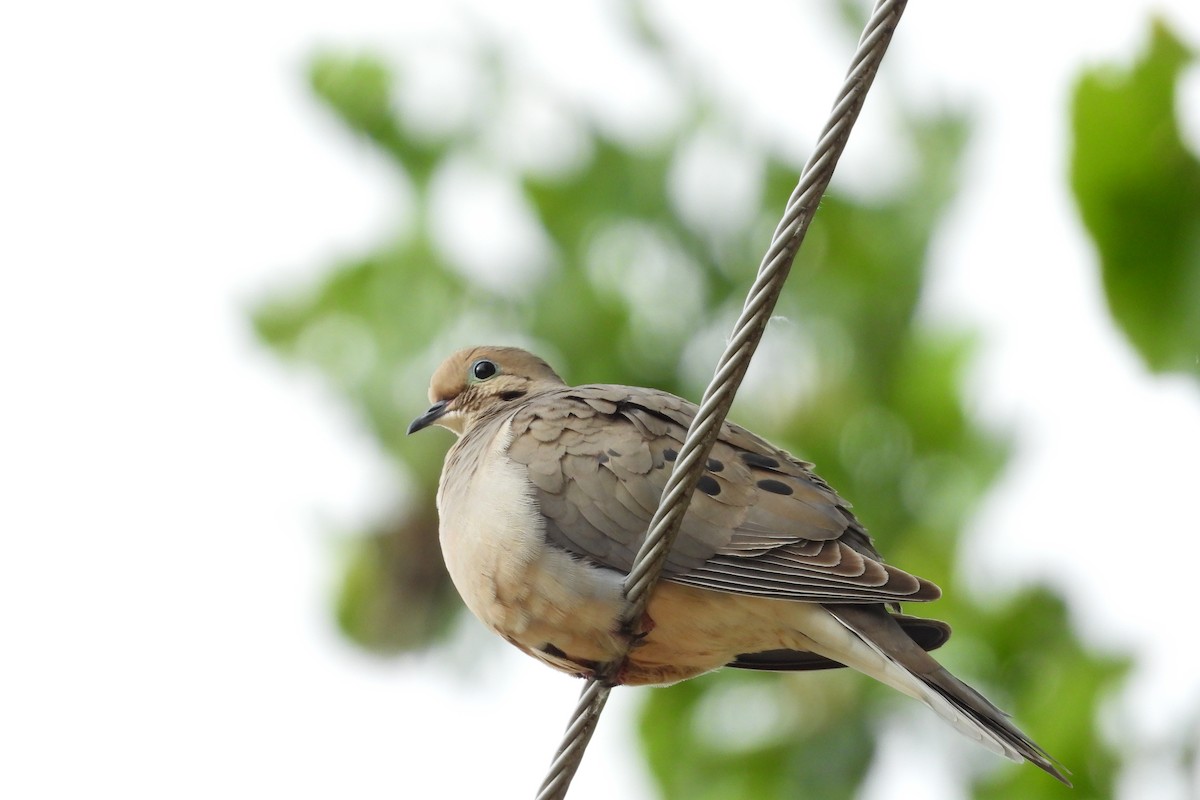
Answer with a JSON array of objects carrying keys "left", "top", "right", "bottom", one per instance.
[
  {"left": 1070, "top": 19, "right": 1200, "bottom": 378},
  {"left": 252, "top": 4, "right": 1139, "bottom": 798}
]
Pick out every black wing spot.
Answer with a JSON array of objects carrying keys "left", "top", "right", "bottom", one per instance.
[
  {"left": 741, "top": 452, "right": 781, "bottom": 470},
  {"left": 663, "top": 447, "right": 678, "bottom": 462},
  {"left": 597, "top": 452, "right": 610, "bottom": 464},
  {"left": 607, "top": 448, "right": 622, "bottom": 458},
  {"left": 757, "top": 478, "right": 793, "bottom": 495},
  {"left": 540, "top": 642, "right": 568, "bottom": 659},
  {"left": 499, "top": 390, "right": 526, "bottom": 401},
  {"left": 696, "top": 475, "right": 721, "bottom": 496},
  {"left": 706, "top": 457, "right": 724, "bottom": 473}
]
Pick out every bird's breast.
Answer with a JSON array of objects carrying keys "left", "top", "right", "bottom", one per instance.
[{"left": 437, "top": 420, "right": 626, "bottom": 665}]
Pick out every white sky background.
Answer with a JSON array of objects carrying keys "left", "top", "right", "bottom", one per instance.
[{"left": 2, "top": 2, "right": 1199, "bottom": 799}]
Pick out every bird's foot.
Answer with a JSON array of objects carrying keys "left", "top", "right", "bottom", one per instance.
[{"left": 617, "top": 611, "right": 656, "bottom": 647}]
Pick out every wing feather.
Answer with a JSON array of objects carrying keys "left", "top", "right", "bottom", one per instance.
[{"left": 505, "top": 384, "right": 940, "bottom": 604}]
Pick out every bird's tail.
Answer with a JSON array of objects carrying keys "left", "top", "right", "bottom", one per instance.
[{"left": 825, "top": 604, "right": 1070, "bottom": 786}]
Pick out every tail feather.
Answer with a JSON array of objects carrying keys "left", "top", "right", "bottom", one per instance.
[{"left": 826, "top": 604, "right": 1070, "bottom": 786}]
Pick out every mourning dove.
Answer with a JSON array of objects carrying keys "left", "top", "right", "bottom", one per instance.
[{"left": 408, "top": 345, "right": 1068, "bottom": 784}]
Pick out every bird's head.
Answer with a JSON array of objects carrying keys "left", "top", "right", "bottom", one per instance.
[{"left": 407, "top": 346, "right": 566, "bottom": 436}]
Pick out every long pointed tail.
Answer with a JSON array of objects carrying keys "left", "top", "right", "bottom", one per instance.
[{"left": 826, "top": 604, "right": 1070, "bottom": 786}]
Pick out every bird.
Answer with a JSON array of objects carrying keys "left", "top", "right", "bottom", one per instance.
[{"left": 408, "top": 345, "right": 1068, "bottom": 784}]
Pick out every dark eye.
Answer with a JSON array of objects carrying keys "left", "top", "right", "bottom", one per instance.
[{"left": 471, "top": 359, "right": 498, "bottom": 381}]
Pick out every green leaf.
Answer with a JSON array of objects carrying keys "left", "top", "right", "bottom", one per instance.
[
  {"left": 1070, "top": 20, "right": 1200, "bottom": 376},
  {"left": 639, "top": 671, "right": 874, "bottom": 800},
  {"left": 335, "top": 511, "right": 459, "bottom": 654},
  {"left": 309, "top": 53, "right": 447, "bottom": 184}
]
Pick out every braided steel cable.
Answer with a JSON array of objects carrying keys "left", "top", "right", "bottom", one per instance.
[{"left": 536, "top": 2, "right": 908, "bottom": 796}]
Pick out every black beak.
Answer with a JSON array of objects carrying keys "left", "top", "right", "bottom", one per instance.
[{"left": 407, "top": 400, "right": 450, "bottom": 435}]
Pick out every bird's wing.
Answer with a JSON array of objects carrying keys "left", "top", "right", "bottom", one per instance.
[{"left": 506, "top": 384, "right": 940, "bottom": 605}]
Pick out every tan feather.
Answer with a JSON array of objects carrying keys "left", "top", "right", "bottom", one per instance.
[{"left": 411, "top": 346, "right": 1068, "bottom": 785}]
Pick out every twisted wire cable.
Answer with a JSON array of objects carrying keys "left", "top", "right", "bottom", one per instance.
[{"left": 536, "top": 2, "right": 908, "bottom": 796}]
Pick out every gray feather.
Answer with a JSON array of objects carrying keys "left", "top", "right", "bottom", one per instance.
[{"left": 504, "top": 384, "right": 939, "bottom": 604}]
